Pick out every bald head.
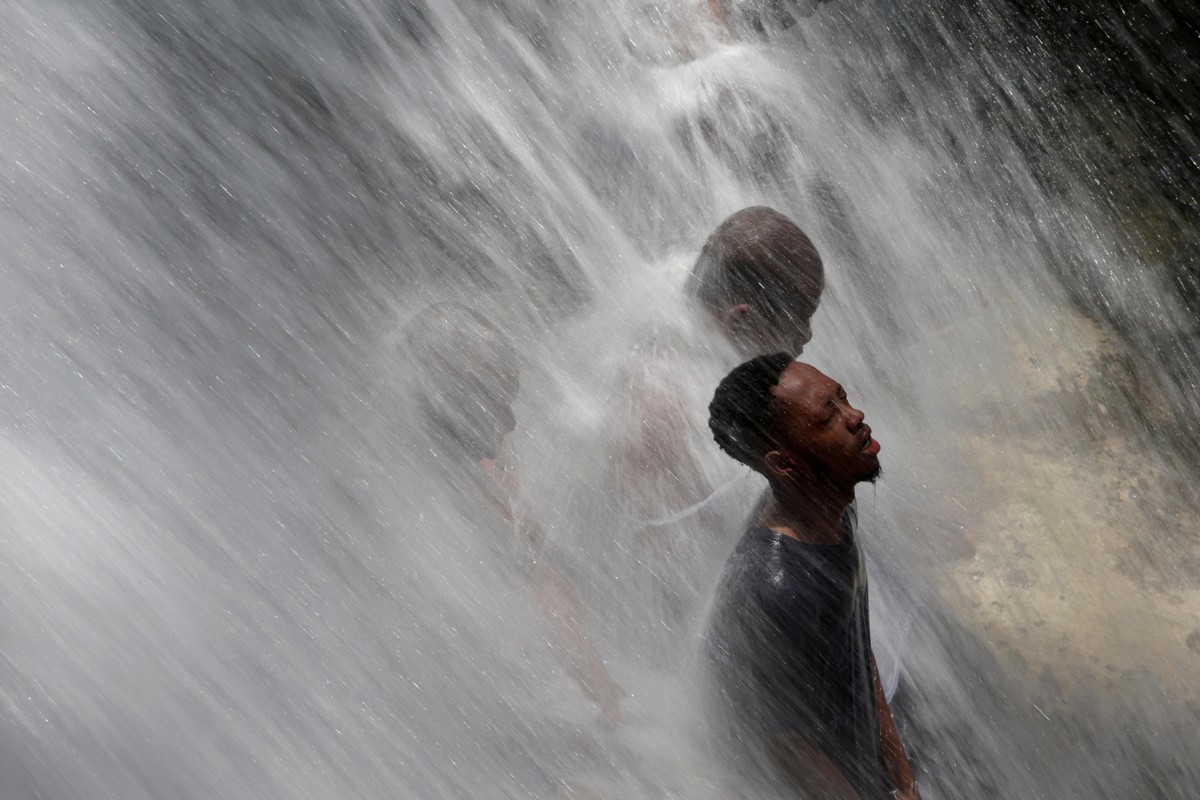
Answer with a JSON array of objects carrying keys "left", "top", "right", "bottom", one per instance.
[{"left": 688, "top": 207, "right": 824, "bottom": 357}]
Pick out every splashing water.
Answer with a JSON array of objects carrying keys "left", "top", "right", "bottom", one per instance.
[{"left": 1, "top": 0, "right": 1197, "bottom": 798}]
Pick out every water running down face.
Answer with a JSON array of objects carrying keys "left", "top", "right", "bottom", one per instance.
[{"left": 767, "top": 362, "right": 881, "bottom": 488}]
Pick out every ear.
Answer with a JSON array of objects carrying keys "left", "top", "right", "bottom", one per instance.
[
  {"left": 763, "top": 449, "right": 795, "bottom": 482},
  {"left": 721, "top": 303, "right": 753, "bottom": 335}
]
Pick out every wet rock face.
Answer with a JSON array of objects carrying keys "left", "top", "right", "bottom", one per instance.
[
  {"left": 1005, "top": 0, "right": 1199, "bottom": 197},
  {"left": 891, "top": 301, "right": 1200, "bottom": 797},
  {"left": 1004, "top": 0, "right": 1200, "bottom": 427},
  {"left": 906, "top": 0, "right": 1200, "bottom": 441},
  {"left": 910, "top": 304, "right": 1200, "bottom": 696}
]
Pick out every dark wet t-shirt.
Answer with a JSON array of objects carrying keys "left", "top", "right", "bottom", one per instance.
[{"left": 706, "top": 508, "right": 888, "bottom": 799}]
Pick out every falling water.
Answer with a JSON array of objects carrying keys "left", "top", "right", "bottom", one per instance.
[{"left": 1, "top": 0, "right": 1197, "bottom": 797}]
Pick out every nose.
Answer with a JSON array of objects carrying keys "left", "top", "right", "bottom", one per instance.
[{"left": 846, "top": 404, "right": 865, "bottom": 429}]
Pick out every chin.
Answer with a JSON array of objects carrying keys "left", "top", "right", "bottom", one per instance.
[{"left": 864, "top": 463, "right": 882, "bottom": 484}]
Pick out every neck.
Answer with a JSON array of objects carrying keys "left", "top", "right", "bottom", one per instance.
[{"left": 760, "top": 478, "right": 854, "bottom": 545}]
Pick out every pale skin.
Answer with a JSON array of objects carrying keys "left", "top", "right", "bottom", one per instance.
[
  {"left": 756, "top": 362, "right": 921, "bottom": 800},
  {"left": 704, "top": 0, "right": 729, "bottom": 28},
  {"left": 482, "top": 436, "right": 624, "bottom": 722}
]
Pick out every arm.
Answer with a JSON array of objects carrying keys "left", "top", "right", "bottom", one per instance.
[
  {"left": 763, "top": 732, "right": 864, "bottom": 800},
  {"left": 481, "top": 440, "right": 624, "bottom": 721},
  {"left": 872, "top": 652, "right": 921, "bottom": 799},
  {"left": 532, "top": 562, "right": 624, "bottom": 721}
]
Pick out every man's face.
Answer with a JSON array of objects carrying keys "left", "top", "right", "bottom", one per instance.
[
  {"left": 769, "top": 362, "right": 880, "bottom": 487},
  {"left": 730, "top": 247, "right": 825, "bottom": 358},
  {"left": 754, "top": 279, "right": 823, "bottom": 356},
  {"left": 464, "top": 364, "right": 519, "bottom": 458},
  {"left": 424, "top": 364, "right": 519, "bottom": 462}
]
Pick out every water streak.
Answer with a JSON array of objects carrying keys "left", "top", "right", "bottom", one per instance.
[{"left": 1, "top": 1, "right": 1196, "bottom": 797}]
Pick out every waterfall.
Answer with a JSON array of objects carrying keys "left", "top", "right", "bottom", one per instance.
[{"left": 1, "top": 0, "right": 1196, "bottom": 797}]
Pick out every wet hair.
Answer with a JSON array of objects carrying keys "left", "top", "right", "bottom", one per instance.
[
  {"left": 687, "top": 206, "right": 824, "bottom": 322},
  {"left": 708, "top": 352, "right": 794, "bottom": 469}
]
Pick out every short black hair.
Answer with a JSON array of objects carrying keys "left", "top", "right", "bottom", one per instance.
[{"left": 708, "top": 352, "right": 794, "bottom": 469}]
